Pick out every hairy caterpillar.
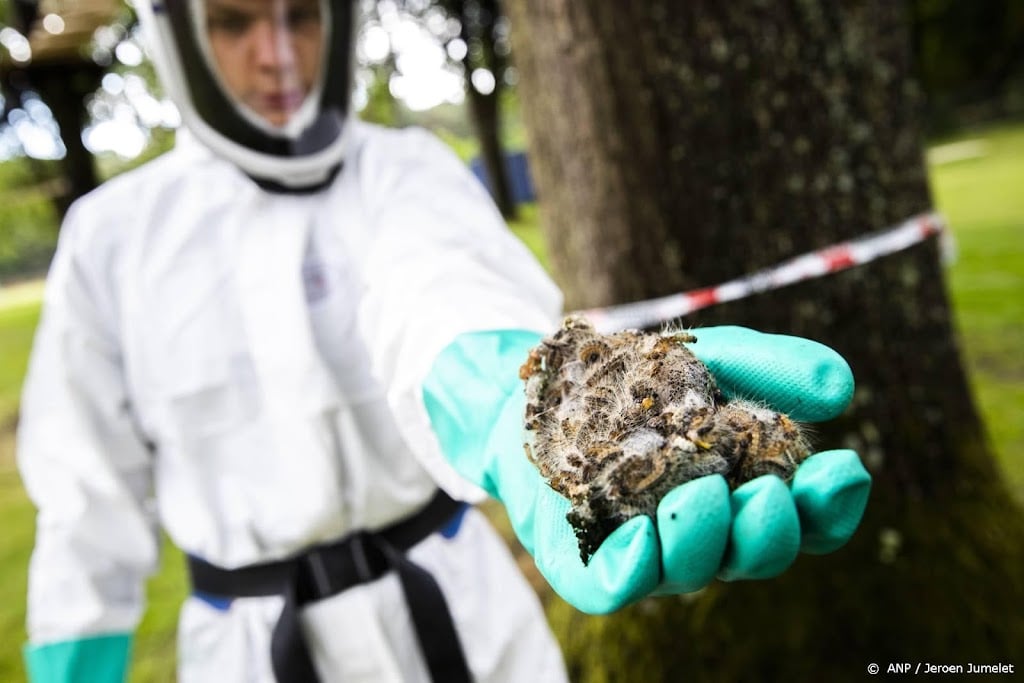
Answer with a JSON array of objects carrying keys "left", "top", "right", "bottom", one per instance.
[{"left": 521, "top": 315, "right": 811, "bottom": 564}]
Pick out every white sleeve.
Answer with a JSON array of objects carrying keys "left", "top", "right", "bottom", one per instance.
[
  {"left": 357, "top": 127, "right": 563, "bottom": 501},
  {"left": 17, "top": 203, "right": 159, "bottom": 643}
]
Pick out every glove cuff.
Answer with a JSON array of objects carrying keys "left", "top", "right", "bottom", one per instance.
[
  {"left": 423, "top": 329, "right": 542, "bottom": 495},
  {"left": 24, "top": 633, "right": 132, "bottom": 683}
]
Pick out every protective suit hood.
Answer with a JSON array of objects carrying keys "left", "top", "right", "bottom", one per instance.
[{"left": 136, "top": 0, "right": 356, "bottom": 192}]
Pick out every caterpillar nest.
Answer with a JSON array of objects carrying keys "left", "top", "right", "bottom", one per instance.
[{"left": 520, "top": 315, "right": 812, "bottom": 564}]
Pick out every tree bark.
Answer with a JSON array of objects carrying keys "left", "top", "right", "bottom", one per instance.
[{"left": 506, "top": 1, "right": 1024, "bottom": 677}]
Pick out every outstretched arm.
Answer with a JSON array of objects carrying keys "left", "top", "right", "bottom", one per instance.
[{"left": 422, "top": 325, "right": 870, "bottom": 614}]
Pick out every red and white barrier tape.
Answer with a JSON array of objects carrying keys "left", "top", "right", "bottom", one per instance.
[{"left": 578, "top": 212, "right": 946, "bottom": 333}]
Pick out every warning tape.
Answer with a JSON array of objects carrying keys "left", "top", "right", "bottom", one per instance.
[{"left": 578, "top": 212, "right": 946, "bottom": 333}]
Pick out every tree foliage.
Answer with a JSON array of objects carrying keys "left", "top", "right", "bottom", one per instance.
[{"left": 910, "top": 0, "right": 1024, "bottom": 127}]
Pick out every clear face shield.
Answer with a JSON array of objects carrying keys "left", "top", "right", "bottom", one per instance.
[
  {"left": 193, "top": 0, "right": 328, "bottom": 135},
  {"left": 144, "top": 0, "right": 354, "bottom": 189}
]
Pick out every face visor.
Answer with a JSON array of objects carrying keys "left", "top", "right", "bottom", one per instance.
[
  {"left": 144, "top": 0, "right": 355, "bottom": 190},
  {"left": 196, "top": 0, "right": 327, "bottom": 135}
]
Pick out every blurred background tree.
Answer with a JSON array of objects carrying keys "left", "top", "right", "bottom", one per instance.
[
  {"left": 1, "top": 0, "right": 124, "bottom": 216},
  {"left": 430, "top": 0, "right": 517, "bottom": 218},
  {"left": 910, "top": 0, "right": 1024, "bottom": 134},
  {"left": 505, "top": 1, "right": 1024, "bottom": 678},
  {"left": 1, "top": 0, "right": 175, "bottom": 278},
  {"left": 377, "top": 0, "right": 519, "bottom": 217}
]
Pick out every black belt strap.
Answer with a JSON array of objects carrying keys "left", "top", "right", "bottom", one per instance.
[{"left": 187, "top": 490, "right": 472, "bottom": 683}]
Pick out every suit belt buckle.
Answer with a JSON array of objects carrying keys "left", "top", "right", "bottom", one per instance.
[{"left": 301, "top": 531, "right": 378, "bottom": 600}]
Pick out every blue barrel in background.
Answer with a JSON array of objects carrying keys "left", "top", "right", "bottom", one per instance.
[{"left": 469, "top": 150, "right": 536, "bottom": 205}]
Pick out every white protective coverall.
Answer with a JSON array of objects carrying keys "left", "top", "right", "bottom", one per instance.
[{"left": 18, "top": 120, "right": 569, "bottom": 682}]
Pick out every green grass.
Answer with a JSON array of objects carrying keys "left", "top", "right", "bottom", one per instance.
[
  {"left": 929, "top": 122, "right": 1024, "bottom": 497},
  {"left": 0, "top": 299, "right": 40, "bottom": 683},
  {"left": 0, "top": 464, "right": 35, "bottom": 675},
  {"left": 507, "top": 203, "right": 550, "bottom": 272},
  {"left": 0, "top": 121, "right": 1022, "bottom": 680},
  {"left": 0, "top": 301, "right": 40, "bottom": 424}
]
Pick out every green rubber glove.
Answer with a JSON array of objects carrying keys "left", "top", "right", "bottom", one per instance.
[
  {"left": 423, "top": 326, "right": 870, "bottom": 614},
  {"left": 24, "top": 633, "right": 132, "bottom": 683}
]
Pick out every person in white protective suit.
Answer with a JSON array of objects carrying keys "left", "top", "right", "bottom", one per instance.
[{"left": 17, "top": 0, "right": 873, "bottom": 681}]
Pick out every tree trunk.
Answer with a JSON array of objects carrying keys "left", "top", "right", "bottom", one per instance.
[
  {"left": 26, "top": 62, "right": 103, "bottom": 218},
  {"left": 506, "top": 1, "right": 1024, "bottom": 678},
  {"left": 463, "top": 69, "right": 517, "bottom": 219},
  {"left": 456, "top": 0, "right": 518, "bottom": 219}
]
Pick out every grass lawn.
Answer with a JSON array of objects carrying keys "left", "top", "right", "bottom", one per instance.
[
  {"left": 0, "top": 121, "right": 1022, "bottom": 681},
  {"left": 928, "top": 123, "right": 1024, "bottom": 497}
]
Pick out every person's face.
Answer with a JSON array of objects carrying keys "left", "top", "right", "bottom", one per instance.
[{"left": 204, "top": 0, "right": 323, "bottom": 127}]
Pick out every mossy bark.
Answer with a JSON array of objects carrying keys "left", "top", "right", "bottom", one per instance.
[{"left": 506, "top": 1, "right": 1024, "bottom": 677}]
